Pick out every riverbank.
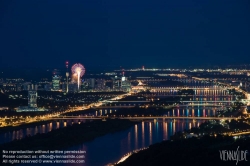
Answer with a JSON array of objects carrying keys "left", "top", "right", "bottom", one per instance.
[
  {"left": 116, "top": 135, "right": 250, "bottom": 166},
  {"left": 116, "top": 118, "right": 250, "bottom": 166},
  {"left": 0, "top": 119, "right": 137, "bottom": 150},
  {"left": 0, "top": 120, "right": 56, "bottom": 134}
]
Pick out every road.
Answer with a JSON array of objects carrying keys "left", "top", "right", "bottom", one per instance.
[{"left": 0, "top": 92, "right": 133, "bottom": 127}]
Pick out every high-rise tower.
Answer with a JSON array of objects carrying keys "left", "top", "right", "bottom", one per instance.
[
  {"left": 66, "top": 61, "right": 69, "bottom": 93},
  {"left": 52, "top": 75, "right": 60, "bottom": 91},
  {"left": 28, "top": 84, "right": 37, "bottom": 108}
]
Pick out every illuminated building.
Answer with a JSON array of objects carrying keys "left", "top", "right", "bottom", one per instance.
[
  {"left": 16, "top": 106, "right": 47, "bottom": 112},
  {"left": 95, "top": 79, "right": 106, "bottom": 91},
  {"left": 0, "top": 107, "right": 8, "bottom": 111},
  {"left": 52, "top": 75, "right": 60, "bottom": 91},
  {"left": 68, "top": 82, "right": 78, "bottom": 93},
  {"left": 90, "top": 78, "right": 95, "bottom": 89},
  {"left": 104, "top": 72, "right": 117, "bottom": 76},
  {"left": 80, "top": 78, "right": 95, "bottom": 91},
  {"left": 28, "top": 84, "right": 37, "bottom": 107},
  {"left": 62, "top": 82, "right": 77, "bottom": 93},
  {"left": 81, "top": 81, "right": 89, "bottom": 91},
  {"left": 16, "top": 84, "right": 47, "bottom": 112},
  {"left": 22, "top": 82, "right": 31, "bottom": 91},
  {"left": 121, "top": 76, "right": 131, "bottom": 92},
  {"left": 44, "top": 83, "right": 52, "bottom": 91},
  {"left": 87, "top": 78, "right": 95, "bottom": 89},
  {"left": 15, "top": 84, "right": 22, "bottom": 91},
  {"left": 112, "top": 76, "right": 121, "bottom": 91}
]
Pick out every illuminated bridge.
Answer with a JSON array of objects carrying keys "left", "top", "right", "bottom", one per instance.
[
  {"left": 103, "top": 100, "right": 234, "bottom": 103},
  {"left": 91, "top": 106, "right": 135, "bottom": 109},
  {"left": 49, "top": 116, "right": 237, "bottom": 121},
  {"left": 180, "top": 101, "right": 235, "bottom": 103},
  {"left": 90, "top": 103, "right": 229, "bottom": 110},
  {"left": 150, "top": 87, "right": 226, "bottom": 92},
  {"left": 176, "top": 104, "right": 230, "bottom": 107},
  {"left": 104, "top": 101, "right": 150, "bottom": 103}
]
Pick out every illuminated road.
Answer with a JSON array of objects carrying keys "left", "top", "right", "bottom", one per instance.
[
  {"left": 231, "top": 131, "right": 250, "bottom": 136},
  {"left": 104, "top": 101, "right": 150, "bottom": 103},
  {"left": 0, "top": 92, "right": 133, "bottom": 127}
]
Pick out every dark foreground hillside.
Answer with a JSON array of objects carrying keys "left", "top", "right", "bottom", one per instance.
[{"left": 117, "top": 135, "right": 250, "bottom": 166}]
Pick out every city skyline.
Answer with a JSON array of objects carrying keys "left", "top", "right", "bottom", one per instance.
[{"left": 1, "top": 0, "right": 250, "bottom": 69}]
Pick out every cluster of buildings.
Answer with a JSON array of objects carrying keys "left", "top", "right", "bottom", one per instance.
[
  {"left": 0, "top": 74, "right": 132, "bottom": 94},
  {"left": 111, "top": 75, "right": 131, "bottom": 92},
  {"left": 61, "top": 75, "right": 131, "bottom": 92},
  {"left": 16, "top": 84, "right": 47, "bottom": 112}
]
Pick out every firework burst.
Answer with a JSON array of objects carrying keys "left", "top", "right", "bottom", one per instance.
[{"left": 71, "top": 63, "right": 85, "bottom": 91}]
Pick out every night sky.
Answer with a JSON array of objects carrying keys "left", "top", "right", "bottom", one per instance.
[{"left": 0, "top": 0, "right": 249, "bottom": 69}]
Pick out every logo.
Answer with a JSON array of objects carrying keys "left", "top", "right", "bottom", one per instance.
[{"left": 219, "top": 146, "right": 248, "bottom": 165}]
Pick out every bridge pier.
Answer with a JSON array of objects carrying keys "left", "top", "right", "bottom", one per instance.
[{"left": 154, "top": 119, "right": 157, "bottom": 122}]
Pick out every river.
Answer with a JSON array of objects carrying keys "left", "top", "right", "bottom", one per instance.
[{"left": 15, "top": 119, "right": 204, "bottom": 166}]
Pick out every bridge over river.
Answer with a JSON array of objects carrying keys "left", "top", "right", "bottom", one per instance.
[
  {"left": 150, "top": 87, "right": 226, "bottom": 91},
  {"left": 89, "top": 104, "right": 229, "bottom": 111},
  {"left": 49, "top": 116, "right": 237, "bottom": 121}
]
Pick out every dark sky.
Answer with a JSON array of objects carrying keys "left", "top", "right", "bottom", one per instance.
[{"left": 0, "top": 0, "right": 249, "bottom": 69}]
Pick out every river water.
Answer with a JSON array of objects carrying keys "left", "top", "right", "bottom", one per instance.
[
  {"left": 0, "top": 120, "right": 86, "bottom": 144},
  {"left": 65, "top": 120, "right": 205, "bottom": 166},
  {"left": 15, "top": 119, "right": 204, "bottom": 166}
]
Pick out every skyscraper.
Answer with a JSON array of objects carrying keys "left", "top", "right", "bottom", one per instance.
[
  {"left": 28, "top": 84, "right": 37, "bottom": 108},
  {"left": 52, "top": 75, "right": 60, "bottom": 91},
  {"left": 66, "top": 72, "right": 69, "bottom": 93},
  {"left": 95, "top": 79, "right": 106, "bottom": 91},
  {"left": 66, "top": 61, "right": 69, "bottom": 93},
  {"left": 121, "top": 76, "right": 131, "bottom": 92},
  {"left": 112, "top": 76, "right": 120, "bottom": 91}
]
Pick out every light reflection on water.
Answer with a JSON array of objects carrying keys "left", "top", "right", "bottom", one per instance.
[
  {"left": 64, "top": 120, "right": 205, "bottom": 166},
  {"left": 0, "top": 120, "right": 86, "bottom": 144},
  {"left": 0, "top": 105, "right": 222, "bottom": 145},
  {"left": 135, "top": 124, "right": 138, "bottom": 149},
  {"left": 15, "top": 119, "right": 206, "bottom": 166}
]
